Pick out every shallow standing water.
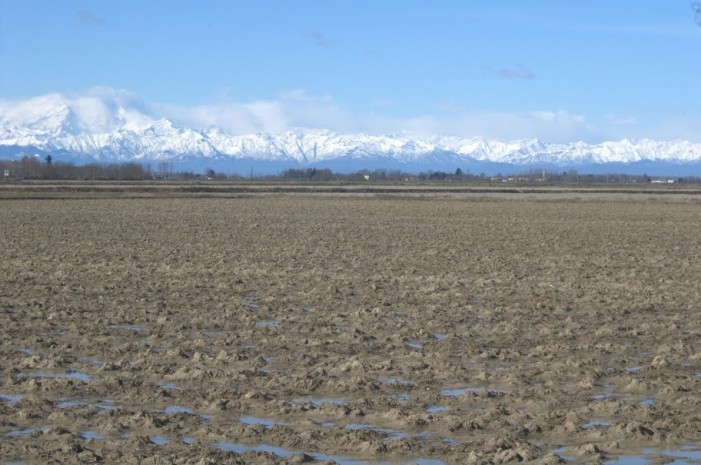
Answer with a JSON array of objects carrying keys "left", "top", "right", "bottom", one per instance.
[{"left": 1, "top": 190, "right": 700, "bottom": 464}]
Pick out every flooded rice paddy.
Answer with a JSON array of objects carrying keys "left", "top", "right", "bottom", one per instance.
[{"left": 1, "top": 190, "right": 700, "bottom": 464}]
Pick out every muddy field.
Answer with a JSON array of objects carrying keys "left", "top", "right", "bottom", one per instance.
[{"left": 1, "top": 189, "right": 700, "bottom": 464}]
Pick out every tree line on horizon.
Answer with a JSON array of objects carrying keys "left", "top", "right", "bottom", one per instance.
[{"left": 1, "top": 155, "right": 699, "bottom": 184}]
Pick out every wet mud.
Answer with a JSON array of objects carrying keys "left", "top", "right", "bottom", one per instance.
[{"left": 1, "top": 192, "right": 700, "bottom": 464}]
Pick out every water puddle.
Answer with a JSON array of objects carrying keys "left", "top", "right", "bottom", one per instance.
[
  {"left": 97, "top": 401, "right": 115, "bottom": 411},
  {"left": 0, "top": 394, "right": 22, "bottom": 404},
  {"left": 392, "top": 393, "right": 411, "bottom": 403},
  {"left": 157, "top": 382, "right": 179, "bottom": 390},
  {"left": 346, "top": 422, "right": 408, "bottom": 439},
  {"left": 150, "top": 435, "right": 169, "bottom": 445},
  {"left": 214, "top": 442, "right": 247, "bottom": 453},
  {"left": 212, "top": 441, "right": 446, "bottom": 465},
  {"left": 181, "top": 437, "right": 194, "bottom": 445},
  {"left": 553, "top": 446, "right": 576, "bottom": 462},
  {"left": 406, "top": 342, "right": 423, "bottom": 350},
  {"left": 57, "top": 400, "right": 87, "bottom": 409},
  {"left": 255, "top": 320, "right": 280, "bottom": 327},
  {"left": 380, "top": 378, "right": 415, "bottom": 387},
  {"left": 77, "top": 356, "right": 105, "bottom": 367},
  {"left": 81, "top": 431, "right": 105, "bottom": 440},
  {"left": 243, "top": 296, "right": 260, "bottom": 309},
  {"left": 581, "top": 420, "right": 611, "bottom": 429},
  {"left": 426, "top": 406, "right": 447, "bottom": 414},
  {"left": 239, "top": 416, "right": 287, "bottom": 428},
  {"left": 18, "top": 371, "right": 90, "bottom": 382},
  {"left": 203, "top": 330, "right": 226, "bottom": 337},
  {"left": 57, "top": 398, "right": 115, "bottom": 410},
  {"left": 164, "top": 405, "right": 193, "bottom": 414},
  {"left": 17, "top": 348, "right": 34, "bottom": 356},
  {"left": 6, "top": 426, "right": 47, "bottom": 437},
  {"left": 603, "top": 445, "right": 701, "bottom": 464},
  {"left": 108, "top": 324, "right": 143, "bottom": 332},
  {"left": 441, "top": 387, "right": 506, "bottom": 396},
  {"left": 627, "top": 366, "right": 644, "bottom": 373},
  {"left": 639, "top": 398, "right": 654, "bottom": 406},
  {"left": 293, "top": 397, "right": 347, "bottom": 406},
  {"left": 433, "top": 333, "right": 447, "bottom": 341}
]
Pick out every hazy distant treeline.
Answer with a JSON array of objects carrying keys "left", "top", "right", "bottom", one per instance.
[
  {"left": 1, "top": 156, "right": 155, "bottom": 180},
  {"left": 2, "top": 156, "right": 699, "bottom": 184}
]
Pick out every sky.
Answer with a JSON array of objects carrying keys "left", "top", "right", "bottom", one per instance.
[{"left": 0, "top": 0, "right": 700, "bottom": 143}]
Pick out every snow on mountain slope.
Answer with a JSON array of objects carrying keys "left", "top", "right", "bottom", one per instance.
[{"left": 1, "top": 90, "right": 700, "bottom": 170}]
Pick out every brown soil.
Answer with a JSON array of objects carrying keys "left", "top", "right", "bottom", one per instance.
[{"left": 1, "top": 189, "right": 699, "bottom": 464}]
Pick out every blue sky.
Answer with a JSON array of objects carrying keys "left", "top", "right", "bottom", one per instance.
[{"left": 1, "top": 0, "right": 700, "bottom": 142}]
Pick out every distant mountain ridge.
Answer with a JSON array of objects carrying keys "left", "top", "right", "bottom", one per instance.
[{"left": 2, "top": 91, "right": 701, "bottom": 176}]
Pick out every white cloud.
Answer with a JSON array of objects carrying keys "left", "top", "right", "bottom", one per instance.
[
  {"left": 153, "top": 90, "right": 596, "bottom": 143},
  {"left": 3, "top": 87, "right": 699, "bottom": 143}
]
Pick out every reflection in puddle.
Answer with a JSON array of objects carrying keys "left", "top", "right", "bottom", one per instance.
[
  {"left": 553, "top": 446, "right": 576, "bottom": 462},
  {"left": 255, "top": 320, "right": 280, "bottom": 327},
  {"left": 81, "top": 431, "right": 105, "bottom": 440},
  {"left": 293, "top": 397, "right": 346, "bottom": 406},
  {"left": 96, "top": 399, "right": 115, "bottom": 411},
  {"left": 57, "top": 400, "right": 87, "bottom": 409},
  {"left": 380, "top": 378, "right": 415, "bottom": 387},
  {"left": 0, "top": 394, "right": 22, "bottom": 404},
  {"left": 150, "top": 435, "right": 169, "bottom": 445},
  {"left": 603, "top": 445, "right": 701, "bottom": 465},
  {"left": 214, "top": 442, "right": 247, "bottom": 453},
  {"left": 164, "top": 405, "right": 193, "bottom": 414},
  {"left": 108, "top": 324, "right": 143, "bottom": 332},
  {"left": 213, "top": 441, "right": 447, "bottom": 465},
  {"left": 157, "top": 382, "right": 179, "bottom": 390},
  {"left": 426, "top": 406, "right": 447, "bottom": 414},
  {"left": 57, "top": 398, "right": 115, "bottom": 410},
  {"left": 239, "top": 416, "right": 287, "bottom": 428},
  {"left": 582, "top": 420, "right": 611, "bottom": 429},
  {"left": 18, "top": 371, "right": 90, "bottom": 382},
  {"left": 441, "top": 387, "right": 506, "bottom": 396},
  {"left": 203, "top": 330, "right": 226, "bottom": 337},
  {"left": 77, "top": 356, "right": 105, "bottom": 366},
  {"left": 6, "top": 426, "right": 47, "bottom": 437}
]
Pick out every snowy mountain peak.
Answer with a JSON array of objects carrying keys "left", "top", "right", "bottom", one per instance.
[{"left": 1, "top": 90, "right": 701, "bottom": 174}]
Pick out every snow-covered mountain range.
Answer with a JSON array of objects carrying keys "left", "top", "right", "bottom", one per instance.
[{"left": 2, "top": 91, "right": 701, "bottom": 176}]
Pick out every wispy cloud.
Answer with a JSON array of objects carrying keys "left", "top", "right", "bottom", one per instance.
[
  {"left": 307, "top": 31, "right": 333, "bottom": 48},
  {"left": 10, "top": 87, "right": 698, "bottom": 143},
  {"left": 76, "top": 9, "right": 107, "bottom": 26},
  {"left": 604, "top": 113, "right": 638, "bottom": 126},
  {"left": 496, "top": 65, "right": 536, "bottom": 80}
]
